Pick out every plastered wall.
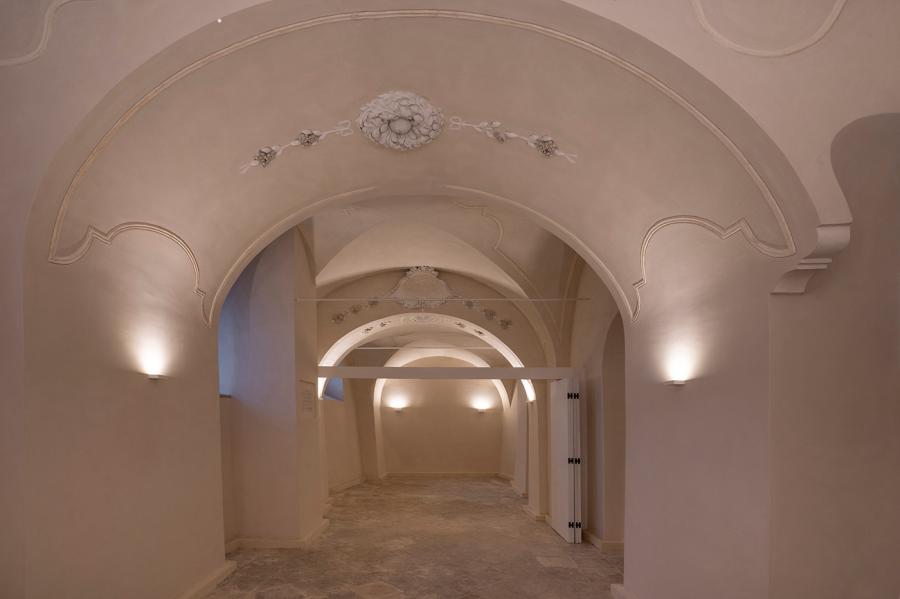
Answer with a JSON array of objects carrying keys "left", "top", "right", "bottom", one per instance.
[
  {"left": 380, "top": 358, "right": 504, "bottom": 475},
  {"left": 769, "top": 115, "right": 900, "bottom": 599},
  {"left": 322, "top": 387, "right": 364, "bottom": 492}
]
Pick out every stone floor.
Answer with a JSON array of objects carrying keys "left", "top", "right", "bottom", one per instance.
[{"left": 209, "top": 476, "right": 624, "bottom": 599}]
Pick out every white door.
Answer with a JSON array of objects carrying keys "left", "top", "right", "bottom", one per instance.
[{"left": 548, "top": 377, "right": 582, "bottom": 543}]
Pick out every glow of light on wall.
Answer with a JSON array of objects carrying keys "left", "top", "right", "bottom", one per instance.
[
  {"left": 317, "top": 377, "right": 327, "bottom": 399},
  {"left": 471, "top": 396, "right": 493, "bottom": 413},
  {"left": 665, "top": 343, "right": 696, "bottom": 384},
  {"left": 137, "top": 336, "right": 168, "bottom": 379},
  {"left": 386, "top": 394, "right": 410, "bottom": 411}
]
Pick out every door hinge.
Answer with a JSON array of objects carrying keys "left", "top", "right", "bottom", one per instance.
[
  {"left": 567, "top": 521, "right": 583, "bottom": 529},
  {"left": 567, "top": 457, "right": 582, "bottom": 465},
  {"left": 567, "top": 392, "right": 580, "bottom": 399}
]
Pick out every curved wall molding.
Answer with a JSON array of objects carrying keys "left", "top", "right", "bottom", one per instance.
[
  {"left": 691, "top": 0, "right": 847, "bottom": 58},
  {"left": 48, "top": 221, "right": 211, "bottom": 323},
  {"left": 447, "top": 186, "right": 797, "bottom": 323},
  {"left": 47, "top": 8, "right": 796, "bottom": 268},
  {"left": 631, "top": 214, "right": 794, "bottom": 319},
  {"left": 0, "top": 0, "right": 95, "bottom": 68}
]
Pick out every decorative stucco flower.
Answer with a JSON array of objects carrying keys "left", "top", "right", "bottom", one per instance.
[
  {"left": 255, "top": 146, "right": 278, "bottom": 167},
  {"left": 358, "top": 91, "right": 444, "bottom": 151}
]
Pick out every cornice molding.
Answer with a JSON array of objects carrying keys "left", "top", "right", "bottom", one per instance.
[
  {"left": 0, "top": 0, "right": 95, "bottom": 68},
  {"left": 772, "top": 223, "right": 851, "bottom": 293},
  {"left": 691, "top": 0, "right": 847, "bottom": 58}
]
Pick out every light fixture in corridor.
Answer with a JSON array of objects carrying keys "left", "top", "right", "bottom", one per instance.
[
  {"left": 387, "top": 394, "right": 410, "bottom": 412},
  {"left": 664, "top": 342, "right": 696, "bottom": 385},
  {"left": 136, "top": 335, "right": 168, "bottom": 380},
  {"left": 471, "top": 397, "right": 493, "bottom": 413}
]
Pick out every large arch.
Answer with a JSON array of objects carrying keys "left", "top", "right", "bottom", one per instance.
[
  {"left": 318, "top": 313, "right": 535, "bottom": 403},
  {"left": 12, "top": 2, "right": 856, "bottom": 599}
]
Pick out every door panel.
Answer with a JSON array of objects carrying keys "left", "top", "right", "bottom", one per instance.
[{"left": 548, "top": 377, "right": 582, "bottom": 543}]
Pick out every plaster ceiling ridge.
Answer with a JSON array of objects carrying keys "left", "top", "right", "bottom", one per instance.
[
  {"left": 0, "top": 0, "right": 96, "bottom": 68},
  {"left": 47, "top": 8, "right": 796, "bottom": 268},
  {"left": 691, "top": 0, "right": 847, "bottom": 58},
  {"left": 452, "top": 201, "right": 563, "bottom": 335}
]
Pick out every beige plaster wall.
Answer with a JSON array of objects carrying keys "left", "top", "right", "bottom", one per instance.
[
  {"left": 499, "top": 382, "right": 519, "bottom": 481},
  {"left": 599, "top": 316, "right": 626, "bottom": 546},
  {"left": 219, "top": 396, "right": 238, "bottom": 543},
  {"left": 622, "top": 224, "right": 780, "bottom": 599},
  {"left": 380, "top": 358, "right": 503, "bottom": 475},
  {"left": 22, "top": 229, "right": 227, "bottom": 598},
  {"left": 223, "top": 232, "right": 303, "bottom": 540},
  {"left": 769, "top": 114, "right": 900, "bottom": 599},
  {"left": 322, "top": 387, "right": 364, "bottom": 492},
  {"left": 219, "top": 229, "right": 327, "bottom": 544}
]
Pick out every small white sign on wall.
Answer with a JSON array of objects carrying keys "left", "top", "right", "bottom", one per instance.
[{"left": 298, "top": 380, "right": 317, "bottom": 419}]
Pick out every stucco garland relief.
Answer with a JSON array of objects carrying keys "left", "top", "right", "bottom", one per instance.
[
  {"left": 239, "top": 120, "right": 352, "bottom": 172},
  {"left": 239, "top": 91, "right": 575, "bottom": 171},
  {"left": 691, "top": 0, "right": 847, "bottom": 58},
  {"left": 0, "top": 0, "right": 96, "bottom": 67},
  {"left": 448, "top": 118, "right": 577, "bottom": 162}
]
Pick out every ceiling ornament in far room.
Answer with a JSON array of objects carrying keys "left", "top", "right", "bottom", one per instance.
[
  {"left": 330, "top": 266, "right": 513, "bottom": 330},
  {"left": 240, "top": 91, "right": 577, "bottom": 172}
]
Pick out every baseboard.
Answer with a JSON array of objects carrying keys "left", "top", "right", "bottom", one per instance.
[
  {"left": 226, "top": 519, "right": 330, "bottom": 551},
  {"left": 583, "top": 531, "right": 624, "bottom": 554},
  {"left": 611, "top": 584, "right": 638, "bottom": 599},
  {"left": 522, "top": 504, "right": 546, "bottom": 521},
  {"left": 175, "top": 560, "right": 236, "bottom": 599},
  {"left": 497, "top": 473, "right": 513, "bottom": 481},
  {"left": 329, "top": 476, "right": 364, "bottom": 494}
]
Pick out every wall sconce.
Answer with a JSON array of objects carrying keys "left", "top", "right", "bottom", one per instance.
[
  {"left": 137, "top": 338, "right": 168, "bottom": 381},
  {"left": 664, "top": 343, "right": 696, "bottom": 387},
  {"left": 472, "top": 398, "right": 492, "bottom": 414},
  {"left": 387, "top": 396, "right": 409, "bottom": 412}
]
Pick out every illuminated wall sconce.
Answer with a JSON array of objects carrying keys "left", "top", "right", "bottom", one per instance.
[
  {"left": 137, "top": 338, "right": 168, "bottom": 381},
  {"left": 472, "top": 398, "right": 493, "bottom": 414},
  {"left": 387, "top": 395, "right": 409, "bottom": 412},
  {"left": 664, "top": 343, "right": 696, "bottom": 387}
]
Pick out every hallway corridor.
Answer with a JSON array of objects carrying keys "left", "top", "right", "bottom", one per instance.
[{"left": 210, "top": 477, "right": 623, "bottom": 599}]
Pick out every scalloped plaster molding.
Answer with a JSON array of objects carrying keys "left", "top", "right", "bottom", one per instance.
[
  {"left": 48, "top": 221, "right": 211, "bottom": 323},
  {"left": 448, "top": 186, "right": 796, "bottom": 322},
  {"left": 47, "top": 9, "right": 797, "bottom": 275},
  {"left": 691, "top": 0, "right": 847, "bottom": 58},
  {"left": 632, "top": 214, "right": 795, "bottom": 318},
  {"left": 0, "top": 0, "right": 95, "bottom": 67}
]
